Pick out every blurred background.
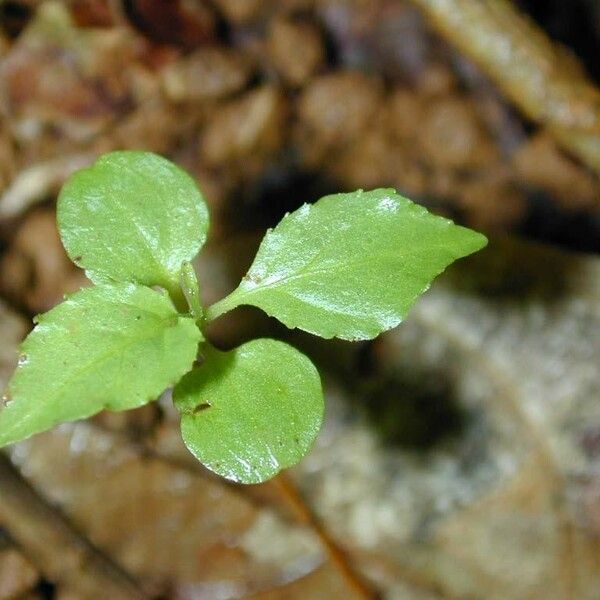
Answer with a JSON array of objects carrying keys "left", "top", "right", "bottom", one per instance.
[{"left": 0, "top": 0, "right": 599, "bottom": 598}]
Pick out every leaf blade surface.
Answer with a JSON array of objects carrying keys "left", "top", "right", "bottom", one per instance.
[
  {"left": 58, "top": 151, "right": 209, "bottom": 292},
  {"left": 207, "top": 189, "right": 487, "bottom": 340},
  {"left": 0, "top": 283, "right": 202, "bottom": 446},
  {"left": 174, "top": 339, "right": 323, "bottom": 484}
]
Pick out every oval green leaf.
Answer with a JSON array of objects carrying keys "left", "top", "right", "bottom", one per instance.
[
  {"left": 57, "top": 151, "right": 209, "bottom": 296},
  {"left": 174, "top": 339, "right": 323, "bottom": 484},
  {"left": 207, "top": 189, "right": 488, "bottom": 340},
  {"left": 0, "top": 283, "right": 202, "bottom": 447}
]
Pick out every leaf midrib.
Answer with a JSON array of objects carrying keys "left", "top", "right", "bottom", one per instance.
[
  {"left": 208, "top": 246, "right": 462, "bottom": 321},
  {"left": 238, "top": 249, "right": 452, "bottom": 300}
]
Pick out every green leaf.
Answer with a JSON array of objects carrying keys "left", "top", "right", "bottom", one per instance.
[
  {"left": 207, "top": 189, "right": 487, "bottom": 340},
  {"left": 0, "top": 283, "right": 202, "bottom": 447},
  {"left": 174, "top": 339, "right": 323, "bottom": 484},
  {"left": 57, "top": 151, "right": 209, "bottom": 297}
]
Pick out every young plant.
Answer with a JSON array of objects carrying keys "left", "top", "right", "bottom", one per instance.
[{"left": 0, "top": 152, "right": 487, "bottom": 483}]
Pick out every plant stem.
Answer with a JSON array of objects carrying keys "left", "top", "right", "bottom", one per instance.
[
  {"left": 179, "top": 261, "right": 204, "bottom": 325},
  {"left": 165, "top": 281, "right": 189, "bottom": 314}
]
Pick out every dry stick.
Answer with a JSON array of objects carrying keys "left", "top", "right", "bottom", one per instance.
[
  {"left": 269, "top": 473, "right": 378, "bottom": 600},
  {"left": 0, "top": 453, "right": 149, "bottom": 600},
  {"left": 409, "top": 0, "right": 600, "bottom": 174}
]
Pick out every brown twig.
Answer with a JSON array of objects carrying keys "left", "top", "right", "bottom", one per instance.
[
  {"left": 409, "top": 0, "right": 600, "bottom": 174},
  {"left": 269, "top": 473, "right": 379, "bottom": 600},
  {"left": 0, "top": 452, "right": 149, "bottom": 599}
]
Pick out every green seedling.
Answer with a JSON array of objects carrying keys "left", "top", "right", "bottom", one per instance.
[{"left": 0, "top": 151, "right": 487, "bottom": 483}]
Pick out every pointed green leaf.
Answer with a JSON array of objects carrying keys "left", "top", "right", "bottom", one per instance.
[
  {"left": 207, "top": 189, "right": 487, "bottom": 340},
  {"left": 57, "top": 151, "right": 209, "bottom": 295},
  {"left": 174, "top": 339, "right": 323, "bottom": 484},
  {"left": 0, "top": 283, "right": 202, "bottom": 447}
]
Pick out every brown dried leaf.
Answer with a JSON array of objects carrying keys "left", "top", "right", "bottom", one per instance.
[
  {"left": 0, "top": 208, "right": 88, "bottom": 313},
  {"left": 201, "top": 85, "right": 287, "bottom": 169},
  {"left": 296, "top": 72, "right": 383, "bottom": 166},
  {"left": 514, "top": 133, "right": 600, "bottom": 211},
  {"left": 419, "top": 96, "right": 498, "bottom": 169},
  {"left": 162, "top": 46, "right": 253, "bottom": 102},
  {"left": 267, "top": 16, "right": 325, "bottom": 87}
]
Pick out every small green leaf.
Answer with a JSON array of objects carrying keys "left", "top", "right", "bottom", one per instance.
[
  {"left": 0, "top": 283, "right": 202, "bottom": 447},
  {"left": 174, "top": 339, "right": 323, "bottom": 484},
  {"left": 57, "top": 151, "right": 209, "bottom": 296},
  {"left": 207, "top": 189, "right": 487, "bottom": 340}
]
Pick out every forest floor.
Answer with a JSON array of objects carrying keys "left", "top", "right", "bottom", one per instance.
[{"left": 0, "top": 1, "right": 599, "bottom": 598}]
